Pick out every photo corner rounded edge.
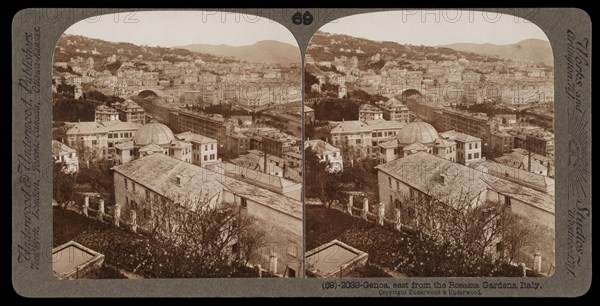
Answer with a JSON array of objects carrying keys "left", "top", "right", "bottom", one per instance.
[
  {"left": 11, "top": 8, "right": 36, "bottom": 30},
  {"left": 11, "top": 268, "right": 36, "bottom": 298},
  {"left": 570, "top": 7, "right": 592, "bottom": 26}
]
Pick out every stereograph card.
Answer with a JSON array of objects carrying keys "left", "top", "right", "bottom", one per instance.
[{"left": 11, "top": 8, "right": 591, "bottom": 297}]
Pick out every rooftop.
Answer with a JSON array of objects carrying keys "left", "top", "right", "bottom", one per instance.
[
  {"left": 139, "top": 142, "right": 164, "bottom": 153},
  {"left": 132, "top": 120, "right": 175, "bottom": 147},
  {"left": 375, "top": 152, "right": 554, "bottom": 214},
  {"left": 112, "top": 154, "right": 301, "bottom": 218},
  {"left": 359, "top": 104, "right": 383, "bottom": 112},
  {"left": 330, "top": 120, "right": 371, "bottom": 134},
  {"left": 230, "top": 154, "right": 283, "bottom": 174},
  {"left": 95, "top": 105, "right": 118, "bottom": 114},
  {"left": 169, "top": 138, "right": 192, "bottom": 149},
  {"left": 305, "top": 139, "right": 340, "bottom": 155},
  {"left": 365, "top": 119, "right": 406, "bottom": 130},
  {"left": 472, "top": 160, "right": 554, "bottom": 195},
  {"left": 403, "top": 141, "right": 429, "bottom": 151},
  {"left": 52, "top": 140, "right": 75, "bottom": 155},
  {"left": 397, "top": 120, "right": 440, "bottom": 145},
  {"left": 112, "top": 153, "right": 225, "bottom": 212},
  {"left": 440, "top": 130, "right": 481, "bottom": 142},
  {"left": 66, "top": 121, "right": 108, "bottom": 135},
  {"left": 114, "top": 140, "right": 134, "bottom": 150},
  {"left": 176, "top": 131, "right": 217, "bottom": 144}
]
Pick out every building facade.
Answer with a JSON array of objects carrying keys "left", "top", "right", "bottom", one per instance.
[
  {"left": 52, "top": 140, "right": 79, "bottom": 173},
  {"left": 95, "top": 105, "right": 120, "bottom": 122},
  {"left": 112, "top": 153, "right": 303, "bottom": 277},
  {"left": 440, "top": 130, "right": 482, "bottom": 166},
  {"left": 375, "top": 152, "right": 555, "bottom": 273},
  {"left": 305, "top": 139, "right": 343, "bottom": 172},
  {"left": 358, "top": 104, "right": 384, "bottom": 121},
  {"left": 176, "top": 131, "right": 219, "bottom": 167}
]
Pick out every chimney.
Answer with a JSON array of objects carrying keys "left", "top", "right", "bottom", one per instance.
[
  {"left": 176, "top": 174, "right": 182, "bottom": 186},
  {"left": 263, "top": 150, "right": 268, "bottom": 173},
  {"left": 528, "top": 149, "right": 532, "bottom": 172}
]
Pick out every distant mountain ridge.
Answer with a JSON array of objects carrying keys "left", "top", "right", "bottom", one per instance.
[
  {"left": 442, "top": 39, "right": 553, "bottom": 65},
  {"left": 178, "top": 40, "right": 300, "bottom": 65}
]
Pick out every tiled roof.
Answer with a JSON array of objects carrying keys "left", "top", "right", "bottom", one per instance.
[
  {"left": 375, "top": 152, "right": 554, "bottom": 214},
  {"left": 66, "top": 122, "right": 108, "bottom": 135},
  {"left": 52, "top": 140, "right": 75, "bottom": 155}
]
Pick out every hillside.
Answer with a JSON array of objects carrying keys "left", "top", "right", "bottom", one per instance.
[
  {"left": 178, "top": 40, "right": 300, "bottom": 65},
  {"left": 443, "top": 39, "right": 553, "bottom": 65},
  {"left": 308, "top": 31, "right": 504, "bottom": 64},
  {"left": 53, "top": 34, "right": 231, "bottom": 69}
]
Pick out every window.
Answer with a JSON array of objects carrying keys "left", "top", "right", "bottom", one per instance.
[
  {"left": 356, "top": 139, "right": 361, "bottom": 144},
  {"left": 396, "top": 180, "right": 400, "bottom": 190},
  {"left": 474, "top": 153, "right": 480, "bottom": 158},
  {"left": 475, "top": 143, "right": 478, "bottom": 149},
  {"left": 211, "top": 144, "right": 214, "bottom": 150},
  {"left": 240, "top": 197, "right": 247, "bottom": 209},
  {"left": 203, "top": 155, "right": 208, "bottom": 161},
  {"left": 92, "top": 140, "right": 97, "bottom": 145},
  {"left": 504, "top": 196, "right": 512, "bottom": 207},
  {"left": 108, "top": 134, "right": 113, "bottom": 139},
  {"left": 372, "top": 132, "right": 377, "bottom": 137},
  {"left": 210, "top": 154, "right": 215, "bottom": 160},
  {"left": 145, "top": 189, "right": 150, "bottom": 200},
  {"left": 468, "top": 153, "right": 472, "bottom": 160},
  {"left": 469, "top": 143, "right": 472, "bottom": 150},
  {"left": 231, "top": 243, "right": 239, "bottom": 254},
  {"left": 124, "top": 178, "right": 128, "bottom": 190},
  {"left": 132, "top": 182, "right": 136, "bottom": 192},
  {"left": 388, "top": 177, "right": 392, "bottom": 187},
  {"left": 205, "top": 145, "right": 208, "bottom": 150},
  {"left": 287, "top": 268, "right": 296, "bottom": 278},
  {"left": 125, "top": 196, "right": 129, "bottom": 207},
  {"left": 389, "top": 195, "right": 393, "bottom": 205}
]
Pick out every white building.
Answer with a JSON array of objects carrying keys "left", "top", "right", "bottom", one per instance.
[
  {"left": 176, "top": 131, "right": 218, "bottom": 167},
  {"left": 52, "top": 140, "right": 79, "bottom": 173},
  {"left": 439, "top": 130, "right": 482, "bottom": 166},
  {"left": 305, "top": 139, "right": 343, "bottom": 172}
]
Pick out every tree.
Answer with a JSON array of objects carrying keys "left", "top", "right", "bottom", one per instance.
[
  {"left": 501, "top": 214, "right": 534, "bottom": 265},
  {"left": 304, "top": 71, "right": 319, "bottom": 95},
  {"left": 141, "top": 195, "right": 266, "bottom": 278},
  {"left": 75, "top": 162, "right": 115, "bottom": 201},
  {"left": 304, "top": 147, "right": 342, "bottom": 208},
  {"left": 52, "top": 162, "right": 77, "bottom": 205},
  {"left": 391, "top": 188, "right": 530, "bottom": 276}
]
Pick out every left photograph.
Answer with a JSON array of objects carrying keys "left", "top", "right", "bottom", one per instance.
[{"left": 51, "top": 11, "right": 303, "bottom": 279}]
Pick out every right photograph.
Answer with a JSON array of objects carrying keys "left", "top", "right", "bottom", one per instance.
[{"left": 304, "top": 10, "right": 555, "bottom": 278}]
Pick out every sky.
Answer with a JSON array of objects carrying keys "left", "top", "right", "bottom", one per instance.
[
  {"left": 64, "top": 10, "right": 298, "bottom": 47},
  {"left": 320, "top": 10, "right": 550, "bottom": 46}
]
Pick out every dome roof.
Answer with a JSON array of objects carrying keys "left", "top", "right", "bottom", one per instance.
[
  {"left": 132, "top": 120, "right": 175, "bottom": 147},
  {"left": 397, "top": 120, "right": 440, "bottom": 146}
]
